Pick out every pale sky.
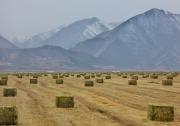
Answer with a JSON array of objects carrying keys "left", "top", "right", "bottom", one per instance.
[{"left": 0, "top": 0, "right": 180, "bottom": 41}]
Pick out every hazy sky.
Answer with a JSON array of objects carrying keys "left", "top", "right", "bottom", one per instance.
[{"left": 1, "top": 0, "right": 180, "bottom": 41}]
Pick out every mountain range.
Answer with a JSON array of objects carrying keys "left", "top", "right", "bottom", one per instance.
[
  {"left": 0, "top": 45, "right": 110, "bottom": 71},
  {"left": 0, "top": 35, "right": 17, "bottom": 49},
  {"left": 1, "top": 8, "right": 180, "bottom": 71},
  {"left": 73, "top": 8, "right": 180, "bottom": 70},
  {"left": 14, "top": 17, "right": 118, "bottom": 49}
]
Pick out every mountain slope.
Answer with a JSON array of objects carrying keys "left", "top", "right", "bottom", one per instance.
[
  {"left": 14, "top": 17, "right": 118, "bottom": 49},
  {"left": 73, "top": 8, "right": 180, "bottom": 70},
  {"left": 0, "top": 35, "right": 17, "bottom": 49},
  {"left": 13, "top": 25, "right": 66, "bottom": 48},
  {"left": 0, "top": 45, "right": 110, "bottom": 71}
]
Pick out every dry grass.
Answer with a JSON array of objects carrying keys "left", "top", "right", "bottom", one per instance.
[{"left": 0, "top": 72, "right": 179, "bottom": 126}]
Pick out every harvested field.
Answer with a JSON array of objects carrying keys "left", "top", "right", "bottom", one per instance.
[{"left": 0, "top": 72, "right": 180, "bottom": 126}]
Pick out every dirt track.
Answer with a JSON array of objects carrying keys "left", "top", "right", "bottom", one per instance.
[{"left": 0, "top": 74, "right": 180, "bottom": 126}]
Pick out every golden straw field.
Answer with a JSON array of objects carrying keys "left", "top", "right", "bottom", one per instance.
[{"left": 0, "top": 72, "right": 180, "bottom": 126}]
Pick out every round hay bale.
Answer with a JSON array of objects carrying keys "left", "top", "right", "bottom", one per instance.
[
  {"left": 3, "top": 88, "right": 17, "bottom": 97},
  {"left": 105, "top": 75, "right": 111, "bottom": 79},
  {"left": 0, "top": 106, "right": 18, "bottom": 125},
  {"left": 148, "top": 104, "right": 174, "bottom": 122},
  {"left": 128, "top": 79, "right": 137, "bottom": 85},
  {"left": 84, "top": 80, "right": 94, "bottom": 87},
  {"left": 30, "top": 79, "right": 38, "bottom": 84},
  {"left": 56, "top": 96, "right": 74, "bottom": 108},
  {"left": 56, "top": 79, "right": 63, "bottom": 84},
  {"left": 96, "top": 78, "right": 104, "bottom": 83},
  {"left": 162, "top": 79, "right": 173, "bottom": 86}
]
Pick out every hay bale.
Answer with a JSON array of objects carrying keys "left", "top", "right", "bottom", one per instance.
[
  {"left": 166, "top": 76, "right": 173, "bottom": 80},
  {"left": 142, "top": 75, "right": 149, "bottom": 78},
  {"left": 32, "top": 75, "right": 38, "bottom": 79},
  {"left": 128, "top": 79, "right": 137, "bottom": 85},
  {"left": 30, "top": 79, "right": 38, "bottom": 84},
  {"left": 96, "top": 74, "right": 101, "bottom": 77},
  {"left": 162, "top": 79, "right": 173, "bottom": 86},
  {"left": 0, "top": 79, "right": 7, "bottom": 86},
  {"left": 84, "top": 75, "right": 90, "bottom": 79},
  {"left": 17, "top": 74, "right": 23, "bottom": 78},
  {"left": 131, "top": 76, "right": 138, "bottom": 80},
  {"left": 1, "top": 76, "right": 8, "bottom": 81},
  {"left": 52, "top": 75, "right": 58, "bottom": 79},
  {"left": 0, "top": 106, "right": 18, "bottom": 125},
  {"left": 105, "top": 75, "right": 111, "bottom": 79},
  {"left": 3, "top": 88, "right": 17, "bottom": 97},
  {"left": 96, "top": 78, "right": 104, "bottom": 83},
  {"left": 56, "top": 79, "right": 63, "bottom": 84},
  {"left": 76, "top": 75, "right": 81, "bottom": 78},
  {"left": 91, "top": 74, "right": 95, "bottom": 78},
  {"left": 59, "top": 75, "right": 64, "bottom": 78},
  {"left": 148, "top": 104, "right": 174, "bottom": 122},
  {"left": 122, "top": 75, "right": 127, "bottom": 78},
  {"left": 56, "top": 96, "right": 74, "bottom": 108},
  {"left": 84, "top": 80, "right": 94, "bottom": 87},
  {"left": 150, "top": 74, "right": 158, "bottom": 79}
]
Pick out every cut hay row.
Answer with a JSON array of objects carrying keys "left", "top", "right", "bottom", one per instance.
[{"left": 0, "top": 71, "right": 178, "bottom": 125}]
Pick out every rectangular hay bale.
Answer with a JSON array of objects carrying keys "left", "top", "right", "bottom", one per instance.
[
  {"left": 0, "top": 106, "right": 18, "bottom": 125},
  {"left": 148, "top": 104, "right": 174, "bottom": 122},
  {"left": 30, "top": 79, "right": 38, "bottom": 84},
  {"left": 56, "top": 96, "right": 74, "bottom": 108},
  {"left": 3, "top": 88, "right": 17, "bottom": 97}
]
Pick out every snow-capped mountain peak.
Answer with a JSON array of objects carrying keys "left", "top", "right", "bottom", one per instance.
[
  {"left": 13, "top": 17, "right": 119, "bottom": 49},
  {"left": 73, "top": 8, "right": 180, "bottom": 70}
]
